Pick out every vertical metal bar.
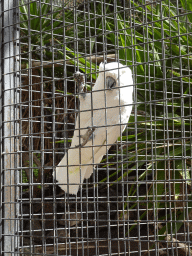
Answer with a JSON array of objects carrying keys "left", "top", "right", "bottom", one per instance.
[
  {"left": 51, "top": 1, "right": 57, "bottom": 254},
  {"left": 62, "top": 4, "right": 69, "bottom": 255},
  {"left": 2, "top": 0, "right": 19, "bottom": 255},
  {"left": 0, "top": 0, "right": 2, "bottom": 253},
  {"left": 101, "top": 1, "right": 112, "bottom": 254},
  {"left": 39, "top": 1, "right": 46, "bottom": 254},
  {"left": 176, "top": 0, "right": 190, "bottom": 252},
  {"left": 92, "top": 3, "right": 99, "bottom": 255},
  {"left": 132, "top": 0, "right": 140, "bottom": 253},
  {"left": 14, "top": 1, "right": 20, "bottom": 254},
  {"left": 160, "top": 2, "right": 171, "bottom": 255},
  {"left": 26, "top": 0, "right": 33, "bottom": 253}
]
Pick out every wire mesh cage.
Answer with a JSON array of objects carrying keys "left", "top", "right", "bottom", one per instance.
[{"left": 1, "top": 0, "right": 192, "bottom": 255}]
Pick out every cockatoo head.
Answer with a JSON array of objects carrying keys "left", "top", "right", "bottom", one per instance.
[{"left": 94, "top": 62, "right": 133, "bottom": 91}]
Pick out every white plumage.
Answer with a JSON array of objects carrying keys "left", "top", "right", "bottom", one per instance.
[{"left": 56, "top": 62, "right": 134, "bottom": 195}]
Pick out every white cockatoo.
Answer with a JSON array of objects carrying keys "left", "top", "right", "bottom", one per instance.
[{"left": 56, "top": 62, "right": 133, "bottom": 195}]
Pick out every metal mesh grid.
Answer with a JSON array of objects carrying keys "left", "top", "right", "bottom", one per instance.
[{"left": 1, "top": 0, "right": 192, "bottom": 255}]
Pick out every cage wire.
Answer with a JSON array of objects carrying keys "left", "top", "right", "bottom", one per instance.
[{"left": 0, "top": 0, "right": 192, "bottom": 255}]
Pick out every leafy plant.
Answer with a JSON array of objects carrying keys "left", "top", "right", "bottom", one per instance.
[
  {"left": 19, "top": 0, "right": 192, "bottom": 242},
  {"left": 19, "top": 0, "right": 99, "bottom": 185},
  {"left": 20, "top": 0, "right": 98, "bottom": 78},
  {"left": 102, "top": 0, "right": 192, "bottom": 239},
  {"left": 20, "top": 0, "right": 72, "bottom": 59}
]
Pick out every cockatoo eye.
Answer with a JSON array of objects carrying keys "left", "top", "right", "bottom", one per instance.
[{"left": 106, "top": 76, "right": 116, "bottom": 89}]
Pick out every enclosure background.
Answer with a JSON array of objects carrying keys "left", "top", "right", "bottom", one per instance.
[{"left": 0, "top": 0, "right": 192, "bottom": 255}]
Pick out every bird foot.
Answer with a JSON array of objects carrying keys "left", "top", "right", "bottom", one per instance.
[
  {"left": 75, "top": 126, "right": 96, "bottom": 148},
  {"left": 73, "top": 71, "right": 85, "bottom": 93}
]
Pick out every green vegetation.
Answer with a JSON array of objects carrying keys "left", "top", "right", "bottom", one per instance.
[
  {"left": 102, "top": 0, "right": 192, "bottom": 240},
  {"left": 20, "top": 0, "right": 192, "bottom": 242}
]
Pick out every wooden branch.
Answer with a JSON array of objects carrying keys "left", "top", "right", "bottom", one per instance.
[{"left": 21, "top": 54, "right": 117, "bottom": 70}]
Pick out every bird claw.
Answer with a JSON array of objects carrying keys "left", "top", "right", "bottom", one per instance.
[
  {"left": 75, "top": 126, "right": 96, "bottom": 148},
  {"left": 73, "top": 71, "right": 85, "bottom": 93}
]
